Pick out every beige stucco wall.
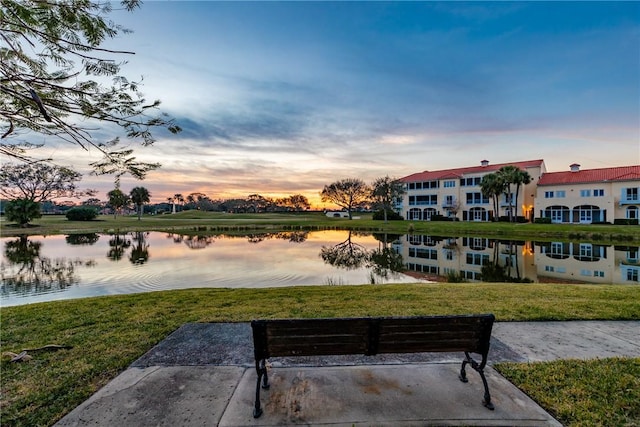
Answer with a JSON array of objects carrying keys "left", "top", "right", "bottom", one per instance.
[{"left": 535, "top": 179, "right": 640, "bottom": 223}]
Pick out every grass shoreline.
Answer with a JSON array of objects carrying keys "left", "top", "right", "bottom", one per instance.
[
  {"left": 1, "top": 284, "right": 640, "bottom": 426},
  {"left": 2, "top": 211, "right": 640, "bottom": 244}
]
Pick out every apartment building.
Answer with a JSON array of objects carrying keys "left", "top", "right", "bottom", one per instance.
[
  {"left": 535, "top": 164, "right": 640, "bottom": 224},
  {"left": 399, "top": 159, "right": 546, "bottom": 222}
]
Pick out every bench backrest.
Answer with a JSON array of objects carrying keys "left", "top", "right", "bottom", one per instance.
[{"left": 251, "top": 314, "right": 494, "bottom": 361}]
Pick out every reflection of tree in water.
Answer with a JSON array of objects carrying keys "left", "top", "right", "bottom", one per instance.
[
  {"left": 167, "top": 233, "right": 184, "bottom": 244},
  {"left": 166, "top": 231, "right": 308, "bottom": 246},
  {"left": 107, "top": 233, "right": 131, "bottom": 261},
  {"left": 129, "top": 232, "right": 150, "bottom": 265},
  {"left": 247, "top": 234, "right": 266, "bottom": 244},
  {"left": 66, "top": 233, "right": 100, "bottom": 246},
  {"left": 1, "top": 235, "right": 91, "bottom": 296},
  {"left": 320, "top": 232, "right": 405, "bottom": 282},
  {"left": 320, "top": 231, "right": 370, "bottom": 270},
  {"left": 481, "top": 240, "right": 531, "bottom": 283},
  {"left": 368, "top": 233, "right": 405, "bottom": 280},
  {"left": 274, "top": 231, "right": 308, "bottom": 243},
  {"left": 181, "top": 235, "right": 214, "bottom": 249}
]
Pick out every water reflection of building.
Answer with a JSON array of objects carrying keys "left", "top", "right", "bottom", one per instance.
[
  {"left": 394, "top": 235, "right": 640, "bottom": 284},
  {"left": 395, "top": 236, "right": 536, "bottom": 282}
]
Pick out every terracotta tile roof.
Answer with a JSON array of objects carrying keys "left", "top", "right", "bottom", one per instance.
[
  {"left": 400, "top": 159, "right": 545, "bottom": 182},
  {"left": 538, "top": 165, "right": 640, "bottom": 186}
]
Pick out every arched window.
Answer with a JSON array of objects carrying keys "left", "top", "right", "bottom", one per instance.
[
  {"left": 543, "top": 205, "right": 570, "bottom": 223},
  {"left": 408, "top": 208, "right": 422, "bottom": 221},
  {"left": 572, "top": 205, "right": 602, "bottom": 223},
  {"left": 469, "top": 207, "right": 488, "bottom": 221},
  {"left": 423, "top": 208, "right": 437, "bottom": 221}
]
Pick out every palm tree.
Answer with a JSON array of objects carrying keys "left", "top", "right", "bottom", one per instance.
[
  {"left": 513, "top": 170, "right": 532, "bottom": 222},
  {"left": 497, "top": 166, "right": 519, "bottom": 222},
  {"left": 480, "top": 173, "right": 504, "bottom": 221},
  {"left": 172, "top": 193, "right": 184, "bottom": 214},
  {"left": 130, "top": 186, "right": 151, "bottom": 221}
]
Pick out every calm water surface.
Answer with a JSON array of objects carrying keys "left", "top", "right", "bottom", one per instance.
[
  {"left": 1, "top": 230, "right": 419, "bottom": 306},
  {"left": 2, "top": 230, "right": 638, "bottom": 307}
]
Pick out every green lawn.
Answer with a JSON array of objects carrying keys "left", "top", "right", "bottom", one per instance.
[{"left": 2, "top": 283, "right": 639, "bottom": 426}]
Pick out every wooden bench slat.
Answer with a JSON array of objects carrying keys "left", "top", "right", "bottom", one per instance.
[{"left": 267, "top": 343, "right": 369, "bottom": 357}]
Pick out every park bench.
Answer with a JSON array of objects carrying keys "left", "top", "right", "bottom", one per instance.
[{"left": 250, "top": 314, "right": 495, "bottom": 418}]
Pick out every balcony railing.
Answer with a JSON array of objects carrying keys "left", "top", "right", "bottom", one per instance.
[{"left": 620, "top": 197, "right": 639, "bottom": 206}]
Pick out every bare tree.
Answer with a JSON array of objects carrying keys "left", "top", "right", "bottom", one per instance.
[
  {"left": 0, "top": 162, "right": 92, "bottom": 202},
  {"left": 320, "top": 178, "right": 370, "bottom": 220}
]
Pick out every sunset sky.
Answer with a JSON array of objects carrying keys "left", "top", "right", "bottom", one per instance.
[{"left": 32, "top": 1, "right": 640, "bottom": 207}]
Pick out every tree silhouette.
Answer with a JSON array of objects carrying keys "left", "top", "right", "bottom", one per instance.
[
  {"left": 107, "top": 233, "right": 131, "bottom": 261},
  {"left": 129, "top": 232, "right": 149, "bottom": 264},
  {"left": 320, "top": 231, "right": 369, "bottom": 269},
  {"left": 2, "top": 235, "right": 84, "bottom": 296}
]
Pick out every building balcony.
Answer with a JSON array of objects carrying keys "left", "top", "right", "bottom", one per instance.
[
  {"left": 408, "top": 201, "right": 439, "bottom": 206},
  {"left": 619, "top": 197, "right": 639, "bottom": 206}
]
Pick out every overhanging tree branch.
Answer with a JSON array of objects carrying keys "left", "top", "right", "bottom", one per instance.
[{"left": 0, "top": 0, "right": 182, "bottom": 180}]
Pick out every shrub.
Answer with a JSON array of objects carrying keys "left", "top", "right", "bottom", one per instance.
[
  {"left": 534, "top": 217, "right": 552, "bottom": 224},
  {"left": 614, "top": 218, "right": 639, "bottom": 225},
  {"left": 445, "top": 271, "right": 467, "bottom": 283},
  {"left": 66, "top": 207, "right": 98, "bottom": 221},
  {"left": 4, "top": 198, "right": 41, "bottom": 227},
  {"left": 430, "top": 214, "right": 455, "bottom": 222},
  {"left": 372, "top": 209, "right": 404, "bottom": 221}
]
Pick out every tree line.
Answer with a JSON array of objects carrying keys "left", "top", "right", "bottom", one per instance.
[{"left": 0, "top": 161, "right": 406, "bottom": 226}]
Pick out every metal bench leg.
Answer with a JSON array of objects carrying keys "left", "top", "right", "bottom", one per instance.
[
  {"left": 478, "top": 368, "right": 494, "bottom": 410},
  {"left": 459, "top": 352, "right": 494, "bottom": 410},
  {"left": 459, "top": 354, "right": 469, "bottom": 383},
  {"left": 254, "top": 359, "right": 270, "bottom": 418}
]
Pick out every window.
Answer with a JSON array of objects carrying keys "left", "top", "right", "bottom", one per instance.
[
  {"left": 625, "top": 188, "right": 639, "bottom": 201},
  {"left": 628, "top": 206, "right": 639, "bottom": 220},
  {"left": 579, "top": 244, "right": 593, "bottom": 258},
  {"left": 580, "top": 189, "right": 591, "bottom": 197},
  {"left": 409, "top": 248, "right": 438, "bottom": 260},
  {"left": 543, "top": 190, "right": 566, "bottom": 199},
  {"left": 415, "top": 195, "right": 437, "bottom": 205},
  {"left": 545, "top": 265, "right": 554, "bottom": 272},
  {"left": 466, "top": 253, "right": 489, "bottom": 266},
  {"left": 627, "top": 269, "right": 639, "bottom": 282},
  {"left": 460, "top": 177, "right": 482, "bottom": 187},
  {"left": 594, "top": 271, "right": 605, "bottom": 278},
  {"left": 443, "top": 180, "right": 456, "bottom": 188},
  {"left": 593, "top": 189, "right": 604, "bottom": 197},
  {"left": 466, "top": 192, "right": 489, "bottom": 204}
]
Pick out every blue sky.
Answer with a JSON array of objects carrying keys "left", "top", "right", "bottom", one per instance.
[{"left": 53, "top": 1, "right": 639, "bottom": 205}]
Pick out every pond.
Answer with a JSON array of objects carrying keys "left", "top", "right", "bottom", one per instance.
[
  {"left": 1, "top": 230, "right": 421, "bottom": 307},
  {"left": 1, "top": 230, "right": 638, "bottom": 307}
]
